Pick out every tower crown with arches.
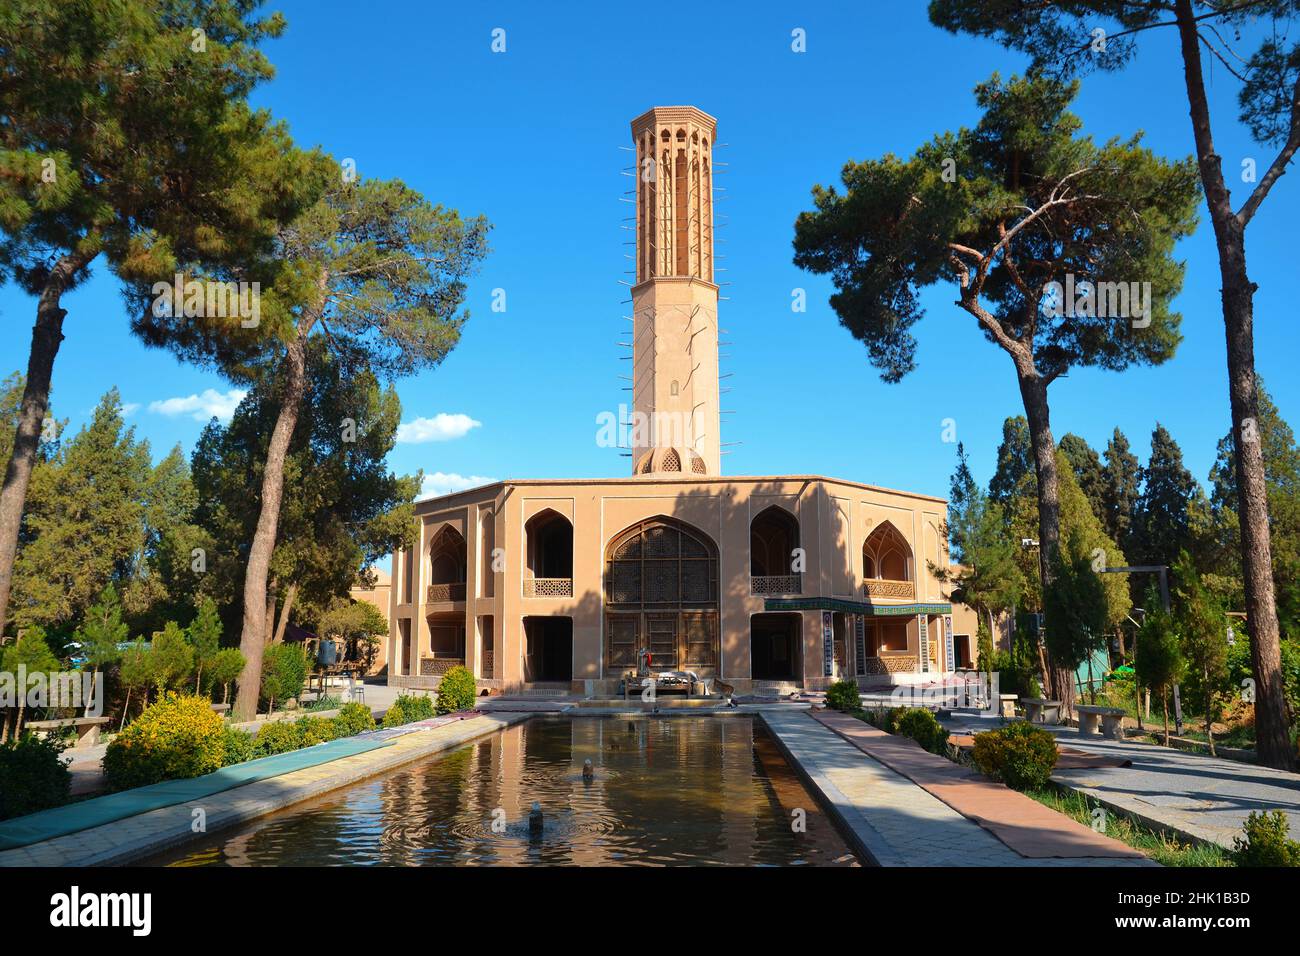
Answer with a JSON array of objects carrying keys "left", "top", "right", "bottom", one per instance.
[{"left": 628, "top": 106, "right": 721, "bottom": 477}]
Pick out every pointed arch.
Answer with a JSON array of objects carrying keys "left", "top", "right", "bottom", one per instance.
[{"left": 863, "top": 520, "right": 911, "bottom": 582}]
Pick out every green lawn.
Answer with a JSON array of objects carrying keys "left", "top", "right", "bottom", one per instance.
[{"left": 1025, "top": 785, "right": 1234, "bottom": 867}]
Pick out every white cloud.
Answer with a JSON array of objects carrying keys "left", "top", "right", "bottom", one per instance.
[
  {"left": 147, "top": 388, "right": 247, "bottom": 424},
  {"left": 419, "top": 472, "right": 495, "bottom": 499},
  {"left": 396, "top": 413, "right": 481, "bottom": 444}
]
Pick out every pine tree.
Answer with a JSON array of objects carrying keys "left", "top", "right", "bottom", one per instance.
[
  {"left": 74, "top": 584, "right": 128, "bottom": 716},
  {"left": 1102, "top": 427, "right": 1141, "bottom": 554},
  {"left": 11, "top": 390, "right": 151, "bottom": 631},
  {"left": 989, "top": 417, "right": 1035, "bottom": 510},
  {"left": 1173, "top": 551, "right": 1229, "bottom": 755},
  {"left": 0, "top": 0, "right": 301, "bottom": 639},
  {"left": 1132, "top": 424, "right": 1200, "bottom": 570},
  {"left": 1060, "top": 433, "right": 1106, "bottom": 527},
  {"left": 185, "top": 597, "right": 223, "bottom": 695},
  {"left": 1134, "top": 586, "right": 1186, "bottom": 746}
]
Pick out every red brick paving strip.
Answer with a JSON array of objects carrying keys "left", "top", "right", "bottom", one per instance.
[{"left": 812, "top": 711, "right": 1145, "bottom": 859}]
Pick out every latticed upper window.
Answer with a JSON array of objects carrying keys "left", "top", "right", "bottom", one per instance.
[{"left": 605, "top": 518, "right": 718, "bottom": 608}]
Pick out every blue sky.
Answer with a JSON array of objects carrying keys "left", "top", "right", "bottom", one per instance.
[{"left": 3, "top": 0, "right": 1296, "bottom": 503}]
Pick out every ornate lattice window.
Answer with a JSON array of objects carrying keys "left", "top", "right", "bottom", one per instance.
[{"left": 604, "top": 518, "right": 719, "bottom": 675}]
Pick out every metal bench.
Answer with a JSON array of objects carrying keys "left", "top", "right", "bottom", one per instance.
[
  {"left": 25, "top": 716, "right": 110, "bottom": 748},
  {"left": 1021, "top": 698, "right": 1062, "bottom": 725},
  {"left": 1075, "top": 704, "right": 1126, "bottom": 739}
]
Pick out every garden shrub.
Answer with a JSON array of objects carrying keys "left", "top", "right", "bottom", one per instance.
[
  {"left": 399, "top": 692, "right": 435, "bottom": 722},
  {"left": 333, "top": 702, "right": 376, "bottom": 736},
  {"left": 381, "top": 698, "right": 406, "bottom": 728},
  {"left": 220, "top": 726, "right": 256, "bottom": 766},
  {"left": 260, "top": 643, "right": 310, "bottom": 712},
  {"left": 971, "top": 721, "right": 1059, "bottom": 791},
  {"left": 253, "top": 718, "right": 305, "bottom": 757},
  {"left": 1234, "top": 810, "right": 1300, "bottom": 867},
  {"left": 435, "top": 666, "right": 476, "bottom": 715},
  {"left": 0, "top": 733, "right": 72, "bottom": 821},
  {"left": 306, "top": 695, "right": 341, "bottom": 712},
  {"left": 103, "top": 693, "right": 227, "bottom": 790},
  {"left": 824, "top": 679, "right": 862, "bottom": 713},
  {"left": 296, "top": 715, "right": 339, "bottom": 747},
  {"left": 893, "top": 707, "right": 950, "bottom": 755}
]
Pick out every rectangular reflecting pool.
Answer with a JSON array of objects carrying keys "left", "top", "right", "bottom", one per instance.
[{"left": 149, "top": 716, "right": 861, "bottom": 866}]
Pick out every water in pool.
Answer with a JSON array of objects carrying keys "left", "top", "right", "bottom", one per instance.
[{"left": 153, "top": 716, "right": 860, "bottom": 866}]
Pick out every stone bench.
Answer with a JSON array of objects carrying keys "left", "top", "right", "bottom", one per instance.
[
  {"left": 1075, "top": 704, "right": 1126, "bottom": 739},
  {"left": 25, "top": 716, "right": 110, "bottom": 748},
  {"left": 998, "top": 694, "right": 1019, "bottom": 719},
  {"left": 211, "top": 703, "right": 230, "bottom": 714},
  {"left": 1022, "top": 698, "right": 1062, "bottom": 725}
]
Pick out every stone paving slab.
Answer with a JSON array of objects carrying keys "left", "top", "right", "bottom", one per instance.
[
  {"left": 761, "top": 710, "right": 1152, "bottom": 867},
  {"left": 944, "top": 713, "right": 1300, "bottom": 851},
  {"left": 0, "top": 712, "right": 533, "bottom": 867}
]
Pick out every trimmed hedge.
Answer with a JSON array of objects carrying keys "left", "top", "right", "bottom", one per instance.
[
  {"left": 435, "top": 666, "right": 476, "bottom": 715},
  {"left": 382, "top": 693, "right": 435, "bottom": 728},
  {"left": 825, "top": 679, "right": 862, "bottom": 713},
  {"left": 333, "top": 702, "right": 376, "bottom": 736},
  {"left": 892, "top": 707, "right": 950, "bottom": 755},
  {"left": 0, "top": 733, "right": 72, "bottom": 821},
  {"left": 972, "top": 721, "right": 1059, "bottom": 791},
  {"left": 104, "top": 693, "right": 227, "bottom": 790}
]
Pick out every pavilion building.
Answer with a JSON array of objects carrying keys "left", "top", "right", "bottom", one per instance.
[{"left": 388, "top": 106, "right": 979, "bottom": 696}]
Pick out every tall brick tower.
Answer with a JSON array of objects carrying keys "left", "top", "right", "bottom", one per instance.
[{"left": 628, "top": 106, "right": 721, "bottom": 477}]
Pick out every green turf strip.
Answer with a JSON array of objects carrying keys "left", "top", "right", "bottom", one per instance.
[{"left": 0, "top": 735, "right": 392, "bottom": 851}]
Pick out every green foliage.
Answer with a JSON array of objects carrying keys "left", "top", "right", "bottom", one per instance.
[
  {"left": 0, "top": 733, "right": 71, "bottom": 821},
  {"left": 1133, "top": 424, "right": 1202, "bottom": 569},
  {"left": 220, "top": 726, "right": 256, "bottom": 767},
  {"left": 306, "top": 695, "right": 341, "bottom": 712},
  {"left": 381, "top": 698, "right": 406, "bottom": 728},
  {"left": 260, "top": 642, "right": 309, "bottom": 712},
  {"left": 825, "top": 679, "right": 863, "bottom": 713},
  {"left": 11, "top": 391, "right": 152, "bottom": 631},
  {"left": 793, "top": 73, "right": 1198, "bottom": 387},
  {"left": 74, "top": 584, "right": 128, "bottom": 674},
  {"left": 0, "top": 625, "right": 61, "bottom": 678},
  {"left": 1173, "top": 551, "right": 1230, "bottom": 722},
  {"left": 972, "top": 721, "right": 1059, "bottom": 791},
  {"left": 103, "top": 693, "right": 226, "bottom": 790},
  {"left": 1234, "top": 810, "right": 1300, "bottom": 867},
  {"left": 333, "top": 702, "right": 376, "bottom": 736},
  {"left": 1134, "top": 589, "right": 1185, "bottom": 695},
  {"left": 147, "top": 621, "right": 194, "bottom": 695},
  {"left": 1044, "top": 535, "right": 1109, "bottom": 673},
  {"left": 185, "top": 597, "right": 223, "bottom": 693},
  {"left": 253, "top": 719, "right": 305, "bottom": 757},
  {"left": 892, "top": 707, "right": 951, "bottom": 755},
  {"left": 296, "top": 715, "right": 338, "bottom": 746},
  {"left": 939, "top": 443, "right": 1024, "bottom": 622},
  {"left": 208, "top": 647, "right": 246, "bottom": 705},
  {"left": 317, "top": 598, "right": 389, "bottom": 667},
  {"left": 1227, "top": 638, "right": 1300, "bottom": 718},
  {"left": 1060, "top": 433, "right": 1107, "bottom": 527},
  {"left": 435, "top": 667, "right": 476, "bottom": 715},
  {"left": 1102, "top": 428, "right": 1141, "bottom": 554}
]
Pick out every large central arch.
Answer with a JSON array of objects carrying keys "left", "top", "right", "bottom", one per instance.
[{"left": 603, "top": 516, "right": 719, "bottom": 676}]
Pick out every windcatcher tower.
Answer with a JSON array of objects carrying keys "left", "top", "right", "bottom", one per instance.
[{"left": 629, "top": 106, "right": 721, "bottom": 477}]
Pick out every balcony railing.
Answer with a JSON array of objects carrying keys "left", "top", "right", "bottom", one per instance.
[
  {"left": 525, "top": 577, "right": 573, "bottom": 598},
  {"left": 750, "top": 574, "right": 802, "bottom": 596},
  {"left": 420, "top": 654, "right": 465, "bottom": 677},
  {"left": 426, "top": 581, "right": 467, "bottom": 603},
  {"left": 863, "top": 578, "right": 914, "bottom": 599}
]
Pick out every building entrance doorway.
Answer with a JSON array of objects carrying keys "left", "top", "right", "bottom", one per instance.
[
  {"left": 751, "top": 613, "right": 801, "bottom": 681},
  {"left": 523, "top": 616, "right": 572, "bottom": 682}
]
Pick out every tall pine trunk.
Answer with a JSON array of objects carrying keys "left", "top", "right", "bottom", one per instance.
[
  {"left": 0, "top": 251, "right": 93, "bottom": 638},
  {"left": 1017, "top": 368, "right": 1076, "bottom": 718},
  {"left": 1174, "top": 0, "right": 1293, "bottom": 770},
  {"left": 232, "top": 333, "right": 309, "bottom": 721}
]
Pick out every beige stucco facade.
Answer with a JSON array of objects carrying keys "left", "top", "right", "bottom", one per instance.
[
  {"left": 388, "top": 474, "right": 980, "bottom": 696},
  {"left": 389, "top": 106, "right": 981, "bottom": 695}
]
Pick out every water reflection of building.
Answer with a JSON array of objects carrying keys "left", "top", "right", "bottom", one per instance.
[{"left": 390, "top": 106, "right": 980, "bottom": 697}]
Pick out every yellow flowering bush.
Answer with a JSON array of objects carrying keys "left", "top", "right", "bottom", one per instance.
[{"left": 103, "top": 693, "right": 227, "bottom": 791}]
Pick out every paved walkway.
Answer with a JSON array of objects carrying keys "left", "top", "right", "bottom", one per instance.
[
  {"left": 944, "top": 713, "right": 1300, "bottom": 851},
  {"left": 0, "top": 712, "right": 531, "bottom": 867},
  {"left": 761, "top": 710, "right": 1151, "bottom": 866}
]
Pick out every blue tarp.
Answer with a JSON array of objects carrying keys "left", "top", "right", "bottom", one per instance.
[{"left": 0, "top": 735, "right": 392, "bottom": 851}]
